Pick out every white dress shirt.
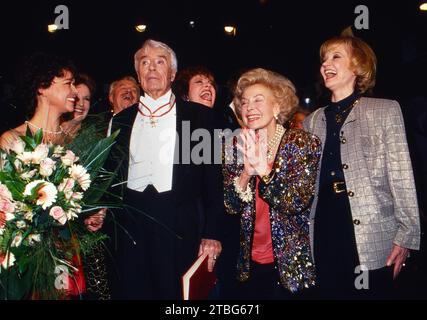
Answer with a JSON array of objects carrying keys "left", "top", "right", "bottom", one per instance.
[{"left": 127, "top": 90, "right": 177, "bottom": 193}]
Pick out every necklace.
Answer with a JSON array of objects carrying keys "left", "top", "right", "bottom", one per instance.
[
  {"left": 138, "top": 95, "right": 176, "bottom": 127},
  {"left": 25, "top": 121, "right": 64, "bottom": 135},
  {"left": 267, "top": 124, "right": 285, "bottom": 161},
  {"left": 335, "top": 99, "right": 359, "bottom": 124}
]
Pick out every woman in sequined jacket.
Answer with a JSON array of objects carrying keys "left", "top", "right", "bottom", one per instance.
[{"left": 221, "top": 68, "right": 321, "bottom": 299}]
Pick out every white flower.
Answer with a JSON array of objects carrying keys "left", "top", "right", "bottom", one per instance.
[
  {"left": 39, "top": 158, "right": 56, "bottom": 177},
  {"left": 58, "top": 178, "right": 75, "bottom": 192},
  {"left": 24, "top": 211, "right": 35, "bottom": 222},
  {"left": 32, "top": 144, "right": 49, "bottom": 164},
  {"left": 69, "top": 165, "right": 91, "bottom": 191},
  {"left": 61, "top": 150, "right": 79, "bottom": 167},
  {"left": 49, "top": 206, "right": 68, "bottom": 225},
  {"left": 20, "top": 169, "right": 38, "bottom": 180},
  {"left": 28, "top": 234, "right": 42, "bottom": 245},
  {"left": 58, "top": 178, "right": 75, "bottom": 200},
  {"left": 14, "top": 159, "right": 23, "bottom": 172},
  {"left": 70, "top": 201, "right": 82, "bottom": 212},
  {"left": 16, "top": 220, "right": 27, "bottom": 229},
  {"left": 1, "top": 251, "right": 16, "bottom": 269},
  {"left": 66, "top": 209, "right": 79, "bottom": 221},
  {"left": 24, "top": 180, "right": 58, "bottom": 210},
  {"left": 0, "top": 183, "right": 12, "bottom": 201},
  {"left": 11, "top": 139, "right": 26, "bottom": 155},
  {"left": 71, "top": 192, "right": 83, "bottom": 201},
  {"left": 52, "top": 145, "right": 65, "bottom": 158},
  {"left": 36, "top": 183, "right": 58, "bottom": 209},
  {"left": 0, "top": 154, "right": 5, "bottom": 171},
  {"left": 11, "top": 233, "right": 23, "bottom": 247},
  {"left": 5, "top": 212, "right": 15, "bottom": 221},
  {"left": 24, "top": 180, "right": 44, "bottom": 196},
  {"left": 16, "top": 151, "right": 33, "bottom": 164}
]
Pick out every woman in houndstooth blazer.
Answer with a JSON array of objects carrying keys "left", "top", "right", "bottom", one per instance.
[{"left": 304, "top": 36, "right": 420, "bottom": 299}]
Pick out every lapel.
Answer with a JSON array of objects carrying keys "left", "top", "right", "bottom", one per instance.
[
  {"left": 172, "top": 99, "right": 192, "bottom": 191},
  {"left": 317, "top": 108, "right": 327, "bottom": 150},
  {"left": 115, "top": 104, "right": 138, "bottom": 156},
  {"left": 341, "top": 97, "right": 364, "bottom": 134}
]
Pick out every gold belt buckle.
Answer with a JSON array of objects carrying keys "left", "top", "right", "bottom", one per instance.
[{"left": 333, "top": 181, "right": 346, "bottom": 194}]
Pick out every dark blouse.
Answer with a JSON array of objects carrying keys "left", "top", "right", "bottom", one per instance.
[{"left": 319, "top": 92, "right": 360, "bottom": 188}]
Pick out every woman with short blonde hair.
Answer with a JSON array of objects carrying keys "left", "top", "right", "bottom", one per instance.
[
  {"left": 305, "top": 35, "right": 420, "bottom": 299},
  {"left": 233, "top": 68, "right": 299, "bottom": 126}
]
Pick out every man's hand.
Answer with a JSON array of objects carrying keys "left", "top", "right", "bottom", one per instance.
[
  {"left": 198, "top": 239, "right": 222, "bottom": 272},
  {"left": 84, "top": 208, "right": 107, "bottom": 232},
  {"left": 386, "top": 244, "right": 409, "bottom": 279}
]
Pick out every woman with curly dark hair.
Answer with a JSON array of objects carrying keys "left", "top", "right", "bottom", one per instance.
[
  {"left": 0, "top": 52, "right": 77, "bottom": 148},
  {"left": 0, "top": 53, "right": 107, "bottom": 299},
  {"left": 173, "top": 65, "right": 217, "bottom": 108}
]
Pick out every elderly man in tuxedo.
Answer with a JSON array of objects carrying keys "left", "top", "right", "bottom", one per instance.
[{"left": 106, "top": 39, "right": 222, "bottom": 299}]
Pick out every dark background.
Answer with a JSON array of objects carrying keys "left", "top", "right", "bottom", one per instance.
[
  {"left": 0, "top": 0, "right": 426, "bottom": 103},
  {"left": 0, "top": 0, "right": 426, "bottom": 298}
]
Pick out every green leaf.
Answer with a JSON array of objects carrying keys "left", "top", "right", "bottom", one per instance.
[
  {"left": 34, "top": 129, "right": 43, "bottom": 145},
  {"left": 83, "top": 130, "right": 119, "bottom": 171},
  {"left": 20, "top": 136, "right": 36, "bottom": 151},
  {"left": 53, "top": 166, "right": 67, "bottom": 185}
]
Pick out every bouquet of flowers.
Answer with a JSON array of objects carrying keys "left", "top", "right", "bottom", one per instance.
[{"left": 0, "top": 128, "right": 118, "bottom": 299}]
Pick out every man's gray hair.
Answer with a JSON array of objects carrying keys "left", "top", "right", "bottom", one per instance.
[
  {"left": 108, "top": 76, "right": 139, "bottom": 97},
  {"left": 134, "top": 39, "right": 178, "bottom": 73}
]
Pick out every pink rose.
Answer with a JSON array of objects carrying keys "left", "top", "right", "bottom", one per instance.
[
  {"left": 39, "top": 158, "right": 56, "bottom": 177},
  {"left": 0, "top": 183, "right": 12, "bottom": 201},
  {"left": 0, "top": 199, "right": 15, "bottom": 214},
  {"left": 32, "top": 144, "right": 49, "bottom": 164},
  {"left": 61, "top": 150, "right": 79, "bottom": 167},
  {"left": 49, "top": 206, "right": 67, "bottom": 225}
]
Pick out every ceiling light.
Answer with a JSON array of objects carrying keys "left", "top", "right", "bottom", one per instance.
[
  {"left": 47, "top": 24, "right": 58, "bottom": 33},
  {"left": 224, "top": 25, "right": 236, "bottom": 36},
  {"left": 420, "top": 2, "right": 427, "bottom": 10},
  {"left": 135, "top": 24, "right": 147, "bottom": 32}
]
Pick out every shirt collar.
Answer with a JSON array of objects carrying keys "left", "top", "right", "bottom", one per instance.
[
  {"left": 140, "top": 89, "right": 172, "bottom": 107},
  {"left": 325, "top": 91, "right": 360, "bottom": 114}
]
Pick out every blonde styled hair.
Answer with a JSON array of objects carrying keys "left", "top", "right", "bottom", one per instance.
[
  {"left": 320, "top": 36, "right": 377, "bottom": 94},
  {"left": 233, "top": 68, "right": 299, "bottom": 125}
]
